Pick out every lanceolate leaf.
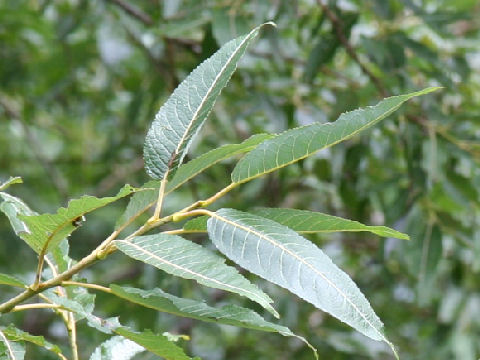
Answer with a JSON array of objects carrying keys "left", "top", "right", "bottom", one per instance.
[
  {"left": 19, "top": 184, "right": 135, "bottom": 254},
  {"left": 114, "top": 328, "right": 195, "bottom": 360},
  {"left": 115, "top": 234, "right": 278, "bottom": 317},
  {"left": 251, "top": 208, "right": 409, "bottom": 240},
  {"left": 231, "top": 87, "right": 440, "bottom": 184},
  {"left": 115, "top": 182, "right": 158, "bottom": 230},
  {"left": 111, "top": 285, "right": 294, "bottom": 336},
  {"left": 2, "top": 325, "right": 65, "bottom": 360},
  {"left": 144, "top": 23, "right": 273, "bottom": 180},
  {"left": 0, "top": 274, "right": 25, "bottom": 288},
  {"left": 165, "top": 134, "right": 274, "bottom": 193},
  {"left": 181, "top": 210, "right": 409, "bottom": 241},
  {"left": 207, "top": 208, "right": 396, "bottom": 354}
]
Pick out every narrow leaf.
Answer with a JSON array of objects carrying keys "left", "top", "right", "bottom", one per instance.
[
  {"left": 0, "top": 177, "right": 22, "bottom": 192},
  {"left": 207, "top": 208, "right": 395, "bottom": 353},
  {"left": 0, "top": 274, "right": 25, "bottom": 288},
  {"left": 144, "top": 23, "right": 273, "bottom": 180},
  {"left": 251, "top": 208, "right": 409, "bottom": 240},
  {"left": 115, "top": 234, "right": 278, "bottom": 317},
  {"left": 111, "top": 285, "right": 292, "bottom": 335},
  {"left": 2, "top": 325, "right": 65, "bottom": 360},
  {"left": 232, "top": 87, "right": 440, "bottom": 184},
  {"left": 114, "top": 328, "right": 194, "bottom": 360},
  {"left": 0, "top": 330, "right": 25, "bottom": 360},
  {"left": 19, "top": 184, "right": 135, "bottom": 254},
  {"left": 166, "top": 134, "right": 274, "bottom": 193},
  {"left": 90, "top": 336, "right": 144, "bottom": 360},
  {"left": 0, "top": 192, "right": 37, "bottom": 236}
]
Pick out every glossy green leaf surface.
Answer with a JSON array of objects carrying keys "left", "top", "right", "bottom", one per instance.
[
  {"left": 0, "top": 275, "right": 25, "bottom": 288},
  {"left": 166, "top": 133, "right": 273, "bottom": 193},
  {"left": 207, "top": 208, "right": 395, "bottom": 353},
  {"left": 115, "top": 234, "right": 278, "bottom": 317},
  {"left": 252, "top": 208, "right": 409, "bottom": 240},
  {"left": 144, "top": 23, "right": 272, "bottom": 180},
  {"left": 232, "top": 88, "right": 440, "bottom": 183},
  {"left": 19, "top": 185, "right": 134, "bottom": 254}
]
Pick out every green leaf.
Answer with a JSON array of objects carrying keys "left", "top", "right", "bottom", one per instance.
[
  {"left": 207, "top": 208, "right": 396, "bottom": 355},
  {"left": 0, "top": 193, "right": 37, "bottom": 237},
  {"left": 0, "top": 274, "right": 25, "bottom": 288},
  {"left": 19, "top": 184, "right": 135, "bottom": 254},
  {"left": 0, "top": 177, "right": 22, "bottom": 192},
  {"left": 2, "top": 325, "right": 65, "bottom": 359},
  {"left": 251, "top": 208, "right": 409, "bottom": 240},
  {"left": 89, "top": 336, "right": 144, "bottom": 360},
  {"left": 114, "top": 328, "right": 194, "bottom": 360},
  {"left": 115, "top": 234, "right": 278, "bottom": 318},
  {"left": 231, "top": 87, "right": 440, "bottom": 184},
  {"left": 166, "top": 134, "right": 274, "bottom": 193},
  {"left": 115, "top": 182, "right": 158, "bottom": 230},
  {"left": 0, "top": 330, "right": 25, "bottom": 360},
  {"left": 144, "top": 23, "right": 274, "bottom": 180},
  {"left": 111, "top": 285, "right": 292, "bottom": 335},
  {"left": 182, "top": 209, "right": 409, "bottom": 241}
]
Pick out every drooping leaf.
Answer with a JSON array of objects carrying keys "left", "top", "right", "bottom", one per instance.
[
  {"left": 0, "top": 192, "right": 37, "bottom": 237},
  {"left": 144, "top": 23, "right": 273, "bottom": 180},
  {"left": 114, "top": 328, "right": 195, "bottom": 360},
  {"left": 251, "top": 208, "right": 409, "bottom": 240},
  {"left": 111, "top": 285, "right": 294, "bottom": 336},
  {"left": 0, "top": 177, "right": 22, "bottom": 192},
  {"left": 231, "top": 87, "right": 440, "bottom": 184},
  {"left": 207, "top": 208, "right": 396, "bottom": 355},
  {"left": 0, "top": 274, "right": 25, "bottom": 288},
  {"left": 115, "top": 182, "right": 158, "bottom": 230},
  {"left": 166, "top": 134, "right": 274, "bottom": 193},
  {"left": 115, "top": 234, "right": 278, "bottom": 317},
  {"left": 19, "top": 184, "right": 135, "bottom": 254},
  {"left": 89, "top": 336, "right": 144, "bottom": 360},
  {"left": 2, "top": 325, "right": 65, "bottom": 360},
  {"left": 0, "top": 330, "right": 25, "bottom": 360}
]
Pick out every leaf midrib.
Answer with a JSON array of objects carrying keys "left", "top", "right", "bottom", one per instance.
[
  {"left": 0, "top": 329, "right": 16, "bottom": 359},
  {"left": 211, "top": 212, "right": 386, "bottom": 341},
  {"left": 168, "top": 29, "right": 256, "bottom": 179},
  {"left": 116, "top": 240, "right": 267, "bottom": 305}
]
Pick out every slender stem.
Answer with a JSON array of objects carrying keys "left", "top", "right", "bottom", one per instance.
[
  {"left": 11, "top": 303, "right": 62, "bottom": 312},
  {"left": 164, "top": 229, "right": 206, "bottom": 235},
  {"left": 152, "top": 176, "right": 168, "bottom": 220},
  {"left": 67, "top": 312, "right": 79, "bottom": 360},
  {"left": 62, "top": 281, "right": 112, "bottom": 294}
]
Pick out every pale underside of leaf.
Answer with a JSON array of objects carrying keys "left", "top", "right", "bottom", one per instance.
[
  {"left": 19, "top": 184, "right": 135, "bottom": 254},
  {"left": 207, "top": 208, "right": 393, "bottom": 349},
  {"left": 231, "top": 87, "right": 440, "bottom": 184},
  {"left": 0, "top": 192, "right": 37, "bottom": 236},
  {"left": 144, "top": 23, "right": 272, "bottom": 180},
  {"left": 89, "top": 336, "right": 144, "bottom": 360},
  {"left": 115, "top": 234, "right": 278, "bottom": 317}
]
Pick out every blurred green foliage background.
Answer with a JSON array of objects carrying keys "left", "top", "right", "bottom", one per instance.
[{"left": 1, "top": 0, "right": 479, "bottom": 359}]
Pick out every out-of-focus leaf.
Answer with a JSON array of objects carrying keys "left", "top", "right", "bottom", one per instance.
[
  {"left": 2, "top": 325, "right": 65, "bottom": 360},
  {"left": 0, "top": 329, "right": 25, "bottom": 360},
  {"left": 0, "top": 274, "right": 25, "bottom": 288},
  {"left": 89, "top": 336, "right": 144, "bottom": 360},
  {"left": 115, "top": 234, "right": 278, "bottom": 317},
  {"left": 0, "top": 177, "right": 22, "bottom": 192},
  {"left": 207, "top": 208, "right": 396, "bottom": 356}
]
